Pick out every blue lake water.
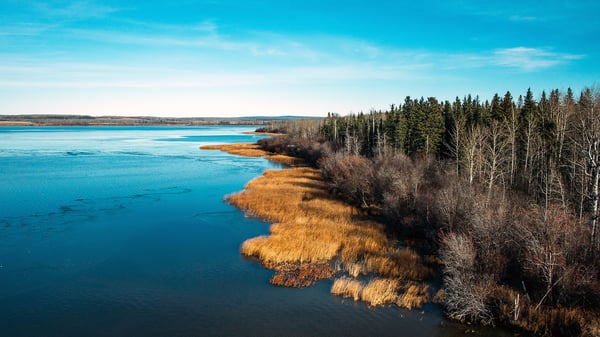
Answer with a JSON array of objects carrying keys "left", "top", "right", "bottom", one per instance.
[{"left": 0, "top": 126, "right": 518, "bottom": 337}]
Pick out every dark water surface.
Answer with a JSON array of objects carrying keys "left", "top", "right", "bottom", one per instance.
[{"left": 0, "top": 126, "right": 516, "bottom": 337}]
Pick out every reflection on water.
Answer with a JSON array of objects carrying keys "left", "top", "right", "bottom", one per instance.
[{"left": 0, "top": 126, "right": 521, "bottom": 337}]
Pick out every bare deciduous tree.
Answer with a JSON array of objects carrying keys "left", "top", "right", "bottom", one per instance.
[
  {"left": 482, "top": 121, "right": 509, "bottom": 201},
  {"left": 463, "top": 125, "right": 485, "bottom": 185},
  {"left": 570, "top": 88, "right": 600, "bottom": 252},
  {"left": 440, "top": 233, "right": 493, "bottom": 325}
]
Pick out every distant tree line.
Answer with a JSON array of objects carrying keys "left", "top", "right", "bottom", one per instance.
[
  {"left": 260, "top": 87, "right": 600, "bottom": 336},
  {"left": 318, "top": 88, "right": 600, "bottom": 236},
  {"left": 0, "top": 114, "right": 288, "bottom": 126}
]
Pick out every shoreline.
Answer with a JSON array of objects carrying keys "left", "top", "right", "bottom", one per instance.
[
  {"left": 0, "top": 121, "right": 36, "bottom": 126},
  {"left": 210, "top": 139, "right": 600, "bottom": 336},
  {"left": 200, "top": 143, "right": 303, "bottom": 166},
  {"left": 201, "top": 141, "right": 434, "bottom": 309}
]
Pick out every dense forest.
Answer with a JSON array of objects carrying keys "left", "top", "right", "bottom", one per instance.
[{"left": 259, "top": 87, "right": 600, "bottom": 336}]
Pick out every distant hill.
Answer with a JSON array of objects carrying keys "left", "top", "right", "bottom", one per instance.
[
  {"left": 237, "top": 116, "right": 322, "bottom": 120},
  {"left": 0, "top": 114, "right": 322, "bottom": 126}
]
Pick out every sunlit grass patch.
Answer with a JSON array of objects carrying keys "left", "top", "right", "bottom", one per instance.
[
  {"left": 331, "top": 277, "right": 363, "bottom": 301},
  {"left": 200, "top": 143, "right": 267, "bottom": 157},
  {"left": 240, "top": 222, "right": 341, "bottom": 265},
  {"left": 360, "top": 278, "right": 401, "bottom": 307},
  {"left": 363, "top": 249, "right": 434, "bottom": 280},
  {"left": 332, "top": 277, "right": 430, "bottom": 309},
  {"left": 242, "top": 131, "right": 283, "bottom": 137},
  {"left": 200, "top": 143, "right": 301, "bottom": 165},
  {"left": 265, "top": 154, "right": 304, "bottom": 166}
]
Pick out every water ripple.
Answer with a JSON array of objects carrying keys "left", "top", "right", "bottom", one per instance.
[{"left": 0, "top": 186, "right": 193, "bottom": 239}]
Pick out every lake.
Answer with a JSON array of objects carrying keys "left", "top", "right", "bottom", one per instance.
[{"left": 0, "top": 126, "right": 517, "bottom": 337}]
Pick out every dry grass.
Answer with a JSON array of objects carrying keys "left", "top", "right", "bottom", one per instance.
[
  {"left": 230, "top": 167, "right": 433, "bottom": 307},
  {"left": 265, "top": 154, "right": 304, "bottom": 166},
  {"left": 240, "top": 223, "right": 341, "bottom": 264},
  {"left": 332, "top": 277, "right": 430, "bottom": 310},
  {"left": 200, "top": 143, "right": 301, "bottom": 165},
  {"left": 361, "top": 278, "right": 401, "bottom": 307},
  {"left": 207, "top": 143, "right": 432, "bottom": 308},
  {"left": 397, "top": 283, "right": 430, "bottom": 310},
  {"left": 231, "top": 168, "right": 387, "bottom": 266},
  {"left": 364, "top": 249, "right": 433, "bottom": 280},
  {"left": 432, "top": 288, "right": 446, "bottom": 303},
  {"left": 242, "top": 131, "right": 283, "bottom": 136},
  {"left": 344, "top": 262, "right": 364, "bottom": 278},
  {"left": 201, "top": 143, "right": 268, "bottom": 157},
  {"left": 331, "top": 277, "right": 363, "bottom": 301},
  {"left": 491, "top": 285, "right": 599, "bottom": 337}
]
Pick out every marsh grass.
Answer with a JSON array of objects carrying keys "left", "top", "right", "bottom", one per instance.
[
  {"left": 331, "top": 277, "right": 430, "bottom": 309},
  {"left": 230, "top": 168, "right": 396, "bottom": 268},
  {"left": 331, "top": 277, "right": 363, "bottom": 301},
  {"left": 242, "top": 131, "right": 283, "bottom": 137},
  {"left": 229, "top": 167, "right": 433, "bottom": 308},
  {"left": 492, "top": 285, "right": 596, "bottom": 336},
  {"left": 200, "top": 143, "right": 302, "bottom": 165},
  {"left": 208, "top": 143, "right": 432, "bottom": 309},
  {"left": 397, "top": 283, "right": 430, "bottom": 310},
  {"left": 201, "top": 143, "right": 266, "bottom": 157},
  {"left": 361, "top": 278, "right": 401, "bottom": 307}
]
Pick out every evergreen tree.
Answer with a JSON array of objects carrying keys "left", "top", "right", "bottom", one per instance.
[
  {"left": 490, "top": 93, "right": 502, "bottom": 121},
  {"left": 518, "top": 88, "right": 539, "bottom": 190}
]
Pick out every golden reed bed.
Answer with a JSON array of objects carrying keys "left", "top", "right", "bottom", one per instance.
[
  {"left": 200, "top": 143, "right": 303, "bottom": 166},
  {"left": 201, "top": 142, "right": 432, "bottom": 308}
]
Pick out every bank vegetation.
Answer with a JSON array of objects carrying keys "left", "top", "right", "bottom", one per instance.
[{"left": 253, "top": 87, "right": 600, "bottom": 337}]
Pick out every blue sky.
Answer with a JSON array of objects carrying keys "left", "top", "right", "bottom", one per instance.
[{"left": 1, "top": 0, "right": 598, "bottom": 117}]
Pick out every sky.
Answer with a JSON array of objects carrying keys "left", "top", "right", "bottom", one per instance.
[{"left": 1, "top": 0, "right": 599, "bottom": 117}]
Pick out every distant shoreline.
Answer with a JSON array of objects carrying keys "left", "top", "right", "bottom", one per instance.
[{"left": 0, "top": 115, "right": 320, "bottom": 127}]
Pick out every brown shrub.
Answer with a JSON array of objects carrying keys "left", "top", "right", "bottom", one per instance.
[{"left": 319, "top": 154, "right": 375, "bottom": 208}]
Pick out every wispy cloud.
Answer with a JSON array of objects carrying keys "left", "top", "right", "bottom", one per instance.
[
  {"left": 0, "top": 22, "right": 57, "bottom": 36},
  {"left": 0, "top": 43, "right": 583, "bottom": 92},
  {"left": 441, "top": 46, "right": 584, "bottom": 71},
  {"left": 0, "top": 4, "right": 587, "bottom": 92},
  {"left": 509, "top": 15, "right": 538, "bottom": 22},
  {"left": 0, "top": 61, "right": 431, "bottom": 89},
  {"left": 59, "top": 23, "right": 304, "bottom": 58},
  {"left": 35, "top": 1, "right": 119, "bottom": 20},
  {"left": 491, "top": 47, "right": 584, "bottom": 71}
]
